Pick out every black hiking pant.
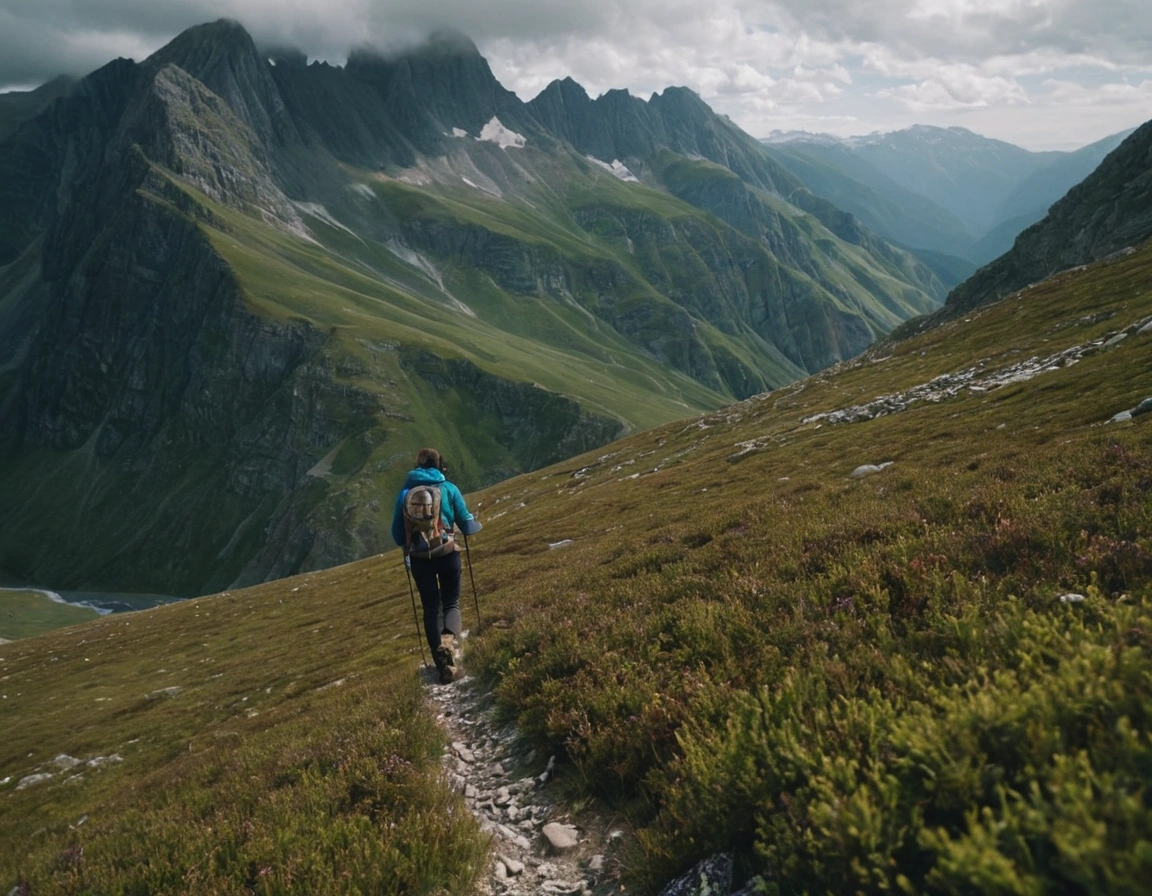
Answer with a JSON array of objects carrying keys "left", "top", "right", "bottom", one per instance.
[{"left": 410, "top": 551, "right": 462, "bottom": 654}]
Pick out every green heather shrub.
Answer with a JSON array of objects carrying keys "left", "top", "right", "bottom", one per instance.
[
  {"left": 9, "top": 240, "right": 1150, "bottom": 894},
  {"left": 476, "top": 427, "right": 1152, "bottom": 893},
  {"left": 7, "top": 676, "right": 486, "bottom": 895},
  {"left": 633, "top": 595, "right": 1152, "bottom": 894}
]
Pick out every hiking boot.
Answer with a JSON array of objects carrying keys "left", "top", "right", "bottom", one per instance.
[
  {"left": 434, "top": 645, "right": 456, "bottom": 684},
  {"left": 439, "top": 663, "right": 461, "bottom": 684}
]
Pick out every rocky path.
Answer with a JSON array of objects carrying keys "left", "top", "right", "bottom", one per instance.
[
  {"left": 424, "top": 657, "right": 628, "bottom": 896},
  {"left": 799, "top": 312, "right": 1152, "bottom": 429}
]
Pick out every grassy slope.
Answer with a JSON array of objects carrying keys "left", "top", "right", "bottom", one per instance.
[
  {"left": 202, "top": 144, "right": 934, "bottom": 425},
  {"left": 199, "top": 179, "right": 729, "bottom": 432},
  {"left": 0, "top": 559, "right": 487, "bottom": 893},
  {"left": 3, "top": 240, "right": 1149, "bottom": 892},
  {"left": 0, "top": 590, "right": 99, "bottom": 640},
  {"left": 463, "top": 240, "right": 1152, "bottom": 891}
]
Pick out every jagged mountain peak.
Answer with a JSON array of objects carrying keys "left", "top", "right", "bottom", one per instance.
[
  {"left": 533, "top": 76, "right": 590, "bottom": 104},
  {"left": 419, "top": 28, "right": 483, "bottom": 58},
  {"left": 598, "top": 86, "right": 636, "bottom": 103},
  {"left": 341, "top": 34, "right": 524, "bottom": 150},
  {"left": 649, "top": 86, "right": 717, "bottom": 125},
  {"left": 650, "top": 85, "right": 706, "bottom": 105},
  {"left": 149, "top": 18, "right": 258, "bottom": 69},
  {"left": 144, "top": 17, "right": 297, "bottom": 147}
]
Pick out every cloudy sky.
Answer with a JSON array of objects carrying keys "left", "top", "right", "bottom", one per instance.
[{"left": 1, "top": 0, "right": 1149, "bottom": 150}]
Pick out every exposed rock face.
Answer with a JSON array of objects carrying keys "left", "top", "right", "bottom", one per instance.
[
  {"left": 528, "top": 80, "right": 795, "bottom": 194},
  {"left": 0, "top": 173, "right": 340, "bottom": 591},
  {"left": 398, "top": 350, "right": 625, "bottom": 481},
  {"left": 145, "top": 19, "right": 302, "bottom": 150},
  {"left": 0, "top": 19, "right": 946, "bottom": 594}
]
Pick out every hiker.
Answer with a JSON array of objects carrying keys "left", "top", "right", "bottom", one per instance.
[{"left": 391, "top": 448, "right": 480, "bottom": 683}]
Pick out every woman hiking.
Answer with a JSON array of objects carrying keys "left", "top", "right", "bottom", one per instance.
[{"left": 391, "top": 448, "right": 480, "bottom": 683}]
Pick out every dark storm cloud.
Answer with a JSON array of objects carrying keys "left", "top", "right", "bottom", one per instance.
[{"left": 2, "top": 1, "right": 1150, "bottom": 85}]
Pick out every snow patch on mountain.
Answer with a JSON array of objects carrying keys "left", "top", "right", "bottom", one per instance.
[
  {"left": 478, "top": 118, "right": 526, "bottom": 149},
  {"left": 451, "top": 127, "right": 469, "bottom": 139},
  {"left": 586, "top": 156, "right": 639, "bottom": 183}
]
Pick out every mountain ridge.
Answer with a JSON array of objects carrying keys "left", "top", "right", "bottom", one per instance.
[
  {"left": 760, "top": 123, "right": 1135, "bottom": 274},
  {"left": 0, "top": 19, "right": 942, "bottom": 595},
  {"left": 3, "top": 222, "right": 1149, "bottom": 894},
  {"left": 944, "top": 117, "right": 1152, "bottom": 316}
]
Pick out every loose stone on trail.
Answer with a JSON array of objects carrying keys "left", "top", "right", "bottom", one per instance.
[
  {"left": 659, "top": 853, "right": 733, "bottom": 896},
  {"left": 426, "top": 674, "right": 620, "bottom": 894},
  {"left": 543, "top": 822, "right": 580, "bottom": 852}
]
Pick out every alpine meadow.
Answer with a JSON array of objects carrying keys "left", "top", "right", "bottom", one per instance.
[{"left": 2, "top": 15, "right": 1152, "bottom": 896}]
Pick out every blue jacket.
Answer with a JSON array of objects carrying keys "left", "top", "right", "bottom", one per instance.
[{"left": 391, "top": 467, "right": 474, "bottom": 548}]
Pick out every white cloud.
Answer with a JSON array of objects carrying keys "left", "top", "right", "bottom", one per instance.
[
  {"left": 0, "top": 0, "right": 1149, "bottom": 149},
  {"left": 880, "top": 66, "right": 1030, "bottom": 110}
]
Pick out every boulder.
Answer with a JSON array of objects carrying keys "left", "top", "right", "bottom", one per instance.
[
  {"left": 543, "top": 822, "right": 580, "bottom": 852},
  {"left": 850, "top": 461, "right": 894, "bottom": 478},
  {"left": 659, "top": 853, "right": 733, "bottom": 896}
]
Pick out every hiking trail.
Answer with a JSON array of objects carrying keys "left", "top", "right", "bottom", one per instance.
[{"left": 423, "top": 643, "right": 630, "bottom": 896}]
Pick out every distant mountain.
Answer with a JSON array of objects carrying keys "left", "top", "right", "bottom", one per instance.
[
  {"left": 972, "top": 129, "right": 1135, "bottom": 260},
  {"left": 0, "top": 76, "right": 76, "bottom": 141},
  {"left": 847, "top": 125, "right": 1059, "bottom": 235},
  {"left": 944, "top": 118, "right": 1152, "bottom": 315},
  {"left": 761, "top": 125, "right": 1134, "bottom": 271},
  {"left": 761, "top": 138, "right": 977, "bottom": 287},
  {"left": 0, "top": 20, "right": 941, "bottom": 595}
]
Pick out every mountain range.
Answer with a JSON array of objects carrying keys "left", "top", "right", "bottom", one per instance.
[
  {"left": 3, "top": 174, "right": 1150, "bottom": 893},
  {"left": 3, "top": 19, "right": 1152, "bottom": 894},
  {"left": 762, "top": 125, "right": 1134, "bottom": 284},
  {"left": 0, "top": 20, "right": 944, "bottom": 597}
]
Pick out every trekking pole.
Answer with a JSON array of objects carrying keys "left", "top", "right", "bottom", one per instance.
[
  {"left": 462, "top": 531, "right": 482, "bottom": 633},
  {"left": 403, "top": 559, "right": 429, "bottom": 668}
]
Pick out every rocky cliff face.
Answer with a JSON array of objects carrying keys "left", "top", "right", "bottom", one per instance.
[{"left": 0, "top": 19, "right": 944, "bottom": 595}]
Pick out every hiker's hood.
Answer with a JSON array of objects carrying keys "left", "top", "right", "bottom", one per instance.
[{"left": 405, "top": 467, "right": 446, "bottom": 487}]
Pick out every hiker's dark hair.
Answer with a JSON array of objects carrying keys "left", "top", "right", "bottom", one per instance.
[{"left": 416, "top": 447, "right": 442, "bottom": 470}]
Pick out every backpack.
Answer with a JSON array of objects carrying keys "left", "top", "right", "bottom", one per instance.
[{"left": 403, "top": 483, "right": 456, "bottom": 559}]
